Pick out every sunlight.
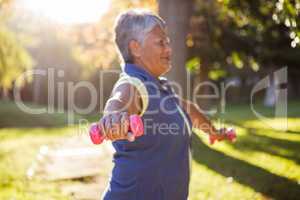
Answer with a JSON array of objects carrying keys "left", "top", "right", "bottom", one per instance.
[{"left": 21, "top": 0, "right": 110, "bottom": 24}]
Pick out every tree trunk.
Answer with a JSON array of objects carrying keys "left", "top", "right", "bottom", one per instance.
[
  {"left": 158, "top": 0, "right": 192, "bottom": 98},
  {"left": 1, "top": 88, "right": 10, "bottom": 100},
  {"left": 33, "top": 74, "right": 41, "bottom": 104},
  {"left": 198, "top": 62, "right": 211, "bottom": 109}
]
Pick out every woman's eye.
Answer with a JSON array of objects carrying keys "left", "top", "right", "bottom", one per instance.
[
  {"left": 156, "top": 39, "right": 170, "bottom": 47},
  {"left": 158, "top": 40, "right": 167, "bottom": 46}
]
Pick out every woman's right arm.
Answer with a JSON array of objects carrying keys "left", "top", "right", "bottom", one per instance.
[{"left": 98, "top": 83, "right": 142, "bottom": 141}]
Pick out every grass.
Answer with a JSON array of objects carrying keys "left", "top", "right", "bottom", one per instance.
[
  {"left": 189, "top": 101, "right": 300, "bottom": 200},
  {"left": 0, "top": 127, "right": 76, "bottom": 200},
  {"left": 0, "top": 100, "right": 300, "bottom": 199},
  {"left": 0, "top": 100, "right": 97, "bottom": 200}
]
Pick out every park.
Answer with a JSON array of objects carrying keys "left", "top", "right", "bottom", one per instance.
[{"left": 0, "top": 0, "right": 300, "bottom": 199}]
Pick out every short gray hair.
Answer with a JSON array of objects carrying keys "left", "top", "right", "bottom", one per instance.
[{"left": 114, "top": 9, "right": 166, "bottom": 63}]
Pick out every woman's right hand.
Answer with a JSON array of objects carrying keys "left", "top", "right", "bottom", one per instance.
[{"left": 98, "top": 112, "right": 132, "bottom": 141}]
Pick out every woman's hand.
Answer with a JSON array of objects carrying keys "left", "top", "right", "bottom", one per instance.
[
  {"left": 99, "top": 81, "right": 143, "bottom": 142},
  {"left": 98, "top": 112, "right": 131, "bottom": 141},
  {"left": 209, "top": 128, "right": 236, "bottom": 144},
  {"left": 209, "top": 128, "right": 225, "bottom": 143}
]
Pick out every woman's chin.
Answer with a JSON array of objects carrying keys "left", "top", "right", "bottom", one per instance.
[{"left": 160, "top": 64, "right": 172, "bottom": 75}]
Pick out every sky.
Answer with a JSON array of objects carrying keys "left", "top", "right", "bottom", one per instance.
[{"left": 20, "top": 0, "right": 111, "bottom": 24}]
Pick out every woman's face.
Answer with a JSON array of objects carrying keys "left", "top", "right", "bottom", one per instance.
[{"left": 134, "top": 25, "right": 172, "bottom": 77}]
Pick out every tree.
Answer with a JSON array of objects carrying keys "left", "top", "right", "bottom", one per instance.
[
  {"left": 217, "top": 0, "right": 300, "bottom": 100},
  {"left": 0, "top": 0, "right": 33, "bottom": 99},
  {"left": 187, "top": 0, "right": 300, "bottom": 105},
  {"left": 158, "top": 0, "right": 193, "bottom": 98}
]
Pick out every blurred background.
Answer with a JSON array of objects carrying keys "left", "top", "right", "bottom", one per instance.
[{"left": 0, "top": 0, "right": 299, "bottom": 199}]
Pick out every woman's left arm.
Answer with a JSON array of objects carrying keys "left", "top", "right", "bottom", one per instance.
[{"left": 179, "top": 98, "right": 222, "bottom": 138}]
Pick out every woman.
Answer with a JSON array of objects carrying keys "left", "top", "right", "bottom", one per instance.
[{"left": 100, "top": 9, "right": 225, "bottom": 200}]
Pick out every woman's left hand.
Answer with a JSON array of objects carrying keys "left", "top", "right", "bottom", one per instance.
[
  {"left": 209, "top": 129, "right": 225, "bottom": 144},
  {"left": 209, "top": 128, "right": 236, "bottom": 144}
]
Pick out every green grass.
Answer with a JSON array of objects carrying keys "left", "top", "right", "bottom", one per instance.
[
  {"left": 0, "top": 127, "right": 76, "bottom": 200},
  {"left": 0, "top": 100, "right": 300, "bottom": 199},
  {"left": 0, "top": 100, "right": 92, "bottom": 200},
  {"left": 189, "top": 101, "right": 300, "bottom": 200},
  {"left": 0, "top": 100, "right": 100, "bottom": 128}
]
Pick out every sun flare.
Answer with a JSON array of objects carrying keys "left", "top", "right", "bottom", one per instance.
[{"left": 21, "top": 0, "right": 110, "bottom": 24}]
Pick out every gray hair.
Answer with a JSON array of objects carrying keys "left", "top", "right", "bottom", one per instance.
[{"left": 114, "top": 9, "right": 166, "bottom": 63}]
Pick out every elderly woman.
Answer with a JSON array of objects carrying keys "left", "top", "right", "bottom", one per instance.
[{"left": 100, "top": 9, "right": 225, "bottom": 200}]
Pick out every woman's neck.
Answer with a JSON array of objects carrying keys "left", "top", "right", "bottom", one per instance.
[{"left": 132, "top": 60, "right": 159, "bottom": 78}]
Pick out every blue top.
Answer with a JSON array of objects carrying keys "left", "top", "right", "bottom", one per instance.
[{"left": 102, "top": 63, "right": 192, "bottom": 200}]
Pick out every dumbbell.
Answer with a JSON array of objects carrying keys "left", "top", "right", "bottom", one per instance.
[
  {"left": 89, "top": 114, "right": 144, "bottom": 145},
  {"left": 209, "top": 128, "right": 237, "bottom": 145}
]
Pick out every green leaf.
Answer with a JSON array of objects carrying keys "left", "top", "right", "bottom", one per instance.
[
  {"left": 186, "top": 57, "right": 201, "bottom": 73},
  {"left": 231, "top": 51, "right": 244, "bottom": 69}
]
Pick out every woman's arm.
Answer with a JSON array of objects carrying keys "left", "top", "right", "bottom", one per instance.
[
  {"left": 99, "top": 83, "right": 142, "bottom": 141},
  {"left": 179, "top": 99, "right": 220, "bottom": 137},
  {"left": 104, "top": 83, "right": 142, "bottom": 115}
]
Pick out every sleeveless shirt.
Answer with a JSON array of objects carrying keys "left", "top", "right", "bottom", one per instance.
[{"left": 102, "top": 63, "right": 192, "bottom": 200}]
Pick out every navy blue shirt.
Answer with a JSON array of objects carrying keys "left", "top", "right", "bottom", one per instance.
[{"left": 102, "top": 63, "right": 192, "bottom": 200}]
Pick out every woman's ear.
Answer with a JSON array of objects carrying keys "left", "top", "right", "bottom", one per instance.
[{"left": 129, "top": 40, "right": 141, "bottom": 59}]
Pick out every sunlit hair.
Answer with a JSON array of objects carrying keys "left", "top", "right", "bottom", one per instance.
[{"left": 114, "top": 9, "right": 166, "bottom": 64}]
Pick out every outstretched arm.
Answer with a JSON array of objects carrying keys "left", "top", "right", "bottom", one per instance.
[
  {"left": 99, "top": 83, "right": 142, "bottom": 141},
  {"left": 179, "top": 99, "right": 219, "bottom": 136}
]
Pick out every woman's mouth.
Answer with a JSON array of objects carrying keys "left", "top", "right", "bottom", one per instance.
[{"left": 162, "top": 57, "right": 170, "bottom": 62}]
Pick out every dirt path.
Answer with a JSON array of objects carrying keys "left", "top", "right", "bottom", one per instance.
[{"left": 28, "top": 134, "right": 114, "bottom": 200}]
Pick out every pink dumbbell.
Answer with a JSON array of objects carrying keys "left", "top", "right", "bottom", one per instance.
[
  {"left": 89, "top": 114, "right": 144, "bottom": 145},
  {"left": 209, "top": 128, "right": 237, "bottom": 145}
]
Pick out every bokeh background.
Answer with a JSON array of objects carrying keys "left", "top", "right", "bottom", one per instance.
[{"left": 0, "top": 0, "right": 300, "bottom": 199}]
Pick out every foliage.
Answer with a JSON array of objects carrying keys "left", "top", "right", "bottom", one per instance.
[
  {"left": 0, "top": 24, "right": 33, "bottom": 90},
  {"left": 188, "top": 0, "right": 300, "bottom": 82},
  {"left": 0, "top": 0, "right": 33, "bottom": 92},
  {"left": 219, "top": 0, "right": 300, "bottom": 62},
  {"left": 186, "top": 57, "right": 201, "bottom": 73},
  {"left": 273, "top": 0, "right": 300, "bottom": 47}
]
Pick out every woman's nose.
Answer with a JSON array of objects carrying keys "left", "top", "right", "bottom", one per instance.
[{"left": 165, "top": 44, "right": 172, "bottom": 56}]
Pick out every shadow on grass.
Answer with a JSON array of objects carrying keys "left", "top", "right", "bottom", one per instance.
[
  {"left": 231, "top": 129, "right": 300, "bottom": 164},
  {"left": 227, "top": 120, "right": 300, "bottom": 135},
  {"left": 192, "top": 133, "right": 300, "bottom": 200},
  {"left": 224, "top": 120, "right": 300, "bottom": 163}
]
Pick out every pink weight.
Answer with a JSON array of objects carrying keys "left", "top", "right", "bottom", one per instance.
[
  {"left": 89, "top": 123, "right": 105, "bottom": 144},
  {"left": 89, "top": 114, "right": 144, "bottom": 145},
  {"left": 209, "top": 128, "right": 237, "bottom": 145},
  {"left": 129, "top": 115, "right": 144, "bottom": 137},
  {"left": 226, "top": 128, "right": 237, "bottom": 142}
]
